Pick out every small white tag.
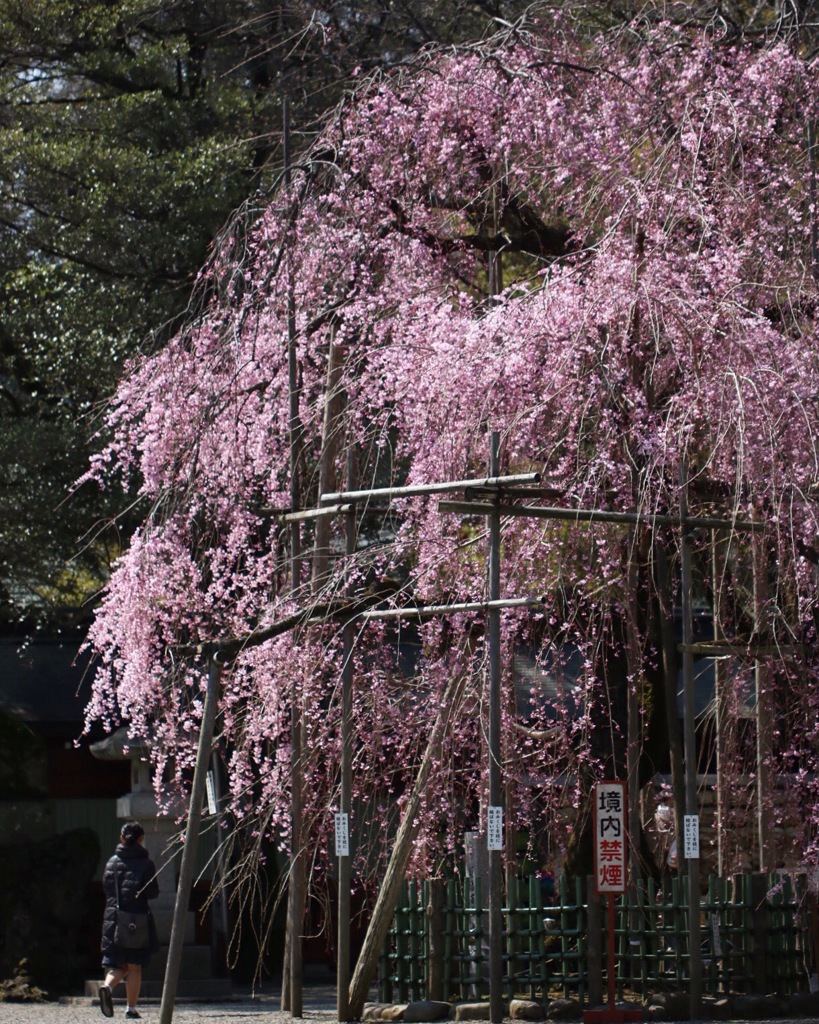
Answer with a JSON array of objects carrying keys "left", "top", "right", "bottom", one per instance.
[
  {"left": 205, "top": 771, "right": 218, "bottom": 816},
  {"left": 335, "top": 812, "right": 350, "bottom": 857},
  {"left": 683, "top": 814, "right": 700, "bottom": 859},
  {"left": 487, "top": 806, "right": 504, "bottom": 850}
]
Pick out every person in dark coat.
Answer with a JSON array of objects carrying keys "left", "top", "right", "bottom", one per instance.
[{"left": 98, "top": 821, "right": 159, "bottom": 1020}]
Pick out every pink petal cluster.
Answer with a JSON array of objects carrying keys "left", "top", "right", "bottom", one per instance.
[{"left": 84, "top": 19, "right": 819, "bottom": 880}]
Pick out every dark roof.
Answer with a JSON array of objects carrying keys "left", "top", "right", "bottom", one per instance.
[{"left": 0, "top": 636, "right": 92, "bottom": 731}]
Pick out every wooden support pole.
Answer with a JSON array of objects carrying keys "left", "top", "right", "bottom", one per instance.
[
  {"left": 280, "top": 503, "right": 355, "bottom": 522},
  {"left": 284, "top": 563, "right": 305, "bottom": 1018},
  {"left": 347, "top": 668, "right": 468, "bottom": 1020},
  {"left": 311, "top": 337, "right": 346, "bottom": 589},
  {"left": 625, "top": 536, "right": 641, "bottom": 983},
  {"left": 711, "top": 535, "right": 729, "bottom": 877},
  {"left": 283, "top": 91, "right": 305, "bottom": 1018},
  {"left": 158, "top": 654, "right": 224, "bottom": 1024},
  {"left": 487, "top": 432, "right": 504, "bottom": 1024},
  {"left": 361, "top": 597, "right": 544, "bottom": 620},
  {"left": 438, "top": 500, "right": 762, "bottom": 532},
  {"left": 208, "top": 752, "right": 231, "bottom": 947},
  {"left": 337, "top": 450, "right": 356, "bottom": 1022},
  {"left": 752, "top": 528, "right": 775, "bottom": 872},
  {"left": 652, "top": 539, "right": 687, "bottom": 868},
  {"left": 321, "top": 472, "right": 541, "bottom": 504},
  {"left": 679, "top": 462, "right": 702, "bottom": 1020}
]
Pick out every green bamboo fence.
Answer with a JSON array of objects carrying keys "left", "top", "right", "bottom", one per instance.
[{"left": 379, "top": 871, "right": 813, "bottom": 1005}]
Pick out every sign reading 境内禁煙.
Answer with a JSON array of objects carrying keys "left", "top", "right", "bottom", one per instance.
[{"left": 593, "top": 781, "right": 626, "bottom": 894}]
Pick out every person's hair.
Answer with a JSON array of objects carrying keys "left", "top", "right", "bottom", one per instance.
[{"left": 120, "top": 821, "right": 145, "bottom": 845}]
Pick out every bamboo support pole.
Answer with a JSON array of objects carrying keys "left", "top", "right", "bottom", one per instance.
[
  {"left": 752, "top": 528, "right": 775, "bottom": 872},
  {"left": 680, "top": 462, "right": 702, "bottom": 1019},
  {"left": 283, "top": 92, "right": 305, "bottom": 1017},
  {"left": 279, "top": 503, "right": 354, "bottom": 522},
  {"left": 347, "top": 667, "right": 469, "bottom": 1020},
  {"left": 360, "top": 596, "right": 545, "bottom": 620},
  {"left": 711, "top": 535, "right": 729, "bottom": 877},
  {"left": 337, "top": 450, "right": 356, "bottom": 1021},
  {"left": 321, "top": 472, "right": 541, "bottom": 504},
  {"left": 311, "top": 336, "right": 346, "bottom": 589},
  {"left": 652, "top": 538, "right": 687, "bottom": 868},
  {"left": 439, "top": 500, "right": 763, "bottom": 532},
  {"left": 487, "top": 432, "right": 504, "bottom": 1024},
  {"left": 158, "top": 655, "right": 224, "bottom": 1024},
  {"left": 679, "top": 641, "right": 802, "bottom": 658},
  {"left": 625, "top": 535, "right": 642, "bottom": 980}
]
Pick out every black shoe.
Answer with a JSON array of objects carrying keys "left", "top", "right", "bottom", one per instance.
[
  {"left": 125, "top": 1011, "right": 142, "bottom": 1020},
  {"left": 98, "top": 985, "right": 114, "bottom": 1018}
]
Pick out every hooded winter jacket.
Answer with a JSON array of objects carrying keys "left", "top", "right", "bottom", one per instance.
[{"left": 101, "top": 841, "right": 159, "bottom": 958}]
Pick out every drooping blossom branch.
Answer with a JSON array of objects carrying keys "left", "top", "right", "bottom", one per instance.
[{"left": 82, "top": 11, "right": 819, "bottom": 925}]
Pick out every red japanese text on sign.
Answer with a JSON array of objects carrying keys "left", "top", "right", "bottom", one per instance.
[{"left": 593, "top": 781, "right": 627, "bottom": 894}]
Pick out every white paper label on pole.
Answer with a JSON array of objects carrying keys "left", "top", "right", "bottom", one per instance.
[
  {"left": 487, "top": 805, "right": 504, "bottom": 850},
  {"left": 335, "top": 812, "right": 350, "bottom": 857},
  {"left": 205, "top": 770, "right": 218, "bottom": 815},
  {"left": 683, "top": 814, "right": 700, "bottom": 859}
]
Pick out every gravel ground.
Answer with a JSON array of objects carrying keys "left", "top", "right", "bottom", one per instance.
[
  {"left": 0, "top": 995, "right": 340, "bottom": 1024},
  {"left": 3, "top": 1007, "right": 819, "bottom": 1024},
  {"left": 6, "top": 1000, "right": 819, "bottom": 1024},
  {"left": 3, "top": 988, "right": 819, "bottom": 1024},
  {"left": 3, "top": 1002, "right": 819, "bottom": 1024},
  {"left": 0, "top": 984, "right": 343, "bottom": 1024}
]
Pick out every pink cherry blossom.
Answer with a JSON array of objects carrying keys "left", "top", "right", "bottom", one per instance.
[{"left": 83, "top": 17, "right": 819, "bottom": 888}]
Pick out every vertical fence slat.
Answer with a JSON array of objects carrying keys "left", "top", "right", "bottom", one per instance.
[
  {"left": 587, "top": 875, "right": 602, "bottom": 1007},
  {"left": 473, "top": 874, "right": 485, "bottom": 999},
  {"left": 751, "top": 873, "right": 769, "bottom": 996},
  {"left": 428, "top": 878, "right": 444, "bottom": 1001},
  {"left": 526, "top": 873, "right": 538, "bottom": 1000},
  {"left": 508, "top": 872, "right": 517, "bottom": 999},
  {"left": 445, "top": 879, "right": 456, "bottom": 1000}
]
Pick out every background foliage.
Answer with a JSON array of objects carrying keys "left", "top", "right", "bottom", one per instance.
[{"left": 0, "top": 0, "right": 539, "bottom": 626}]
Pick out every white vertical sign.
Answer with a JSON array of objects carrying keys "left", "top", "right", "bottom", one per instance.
[
  {"left": 487, "top": 805, "right": 504, "bottom": 850},
  {"left": 593, "top": 781, "right": 627, "bottom": 894},
  {"left": 205, "top": 770, "right": 218, "bottom": 815},
  {"left": 683, "top": 814, "right": 700, "bottom": 859},
  {"left": 335, "top": 812, "right": 350, "bottom": 857}
]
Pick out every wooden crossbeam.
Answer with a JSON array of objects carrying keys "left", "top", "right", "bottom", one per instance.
[
  {"left": 438, "top": 500, "right": 763, "bottom": 532},
  {"left": 320, "top": 471, "right": 541, "bottom": 503},
  {"left": 680, "top": 641, "right": 804, "bottom": 659}
]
